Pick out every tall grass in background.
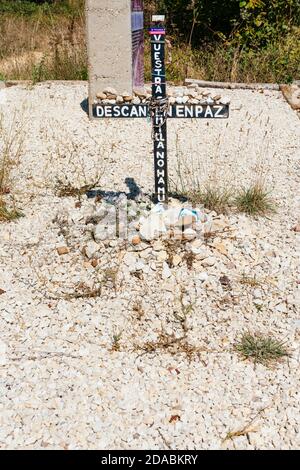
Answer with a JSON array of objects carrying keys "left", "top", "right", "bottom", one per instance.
[
  {"left": 0, "top": 0, "right": 299, "bottom": 83},
  {"left": 0, "top": 0, "right": 87, "bottom": 81}
]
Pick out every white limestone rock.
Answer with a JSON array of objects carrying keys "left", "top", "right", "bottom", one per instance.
[
  {"left": 103, "top": 87, "right": 118, "bottom": 96},
  {"left": 85, "top": 240, "right": 101, "bottom": 259},
  {"left": 132, "top": 97, "right": 141, "bottom": 105}
]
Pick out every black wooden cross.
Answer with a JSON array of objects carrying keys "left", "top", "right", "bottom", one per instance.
[{"left": 93, "top": 15, "right": 229, "bottom": 204}]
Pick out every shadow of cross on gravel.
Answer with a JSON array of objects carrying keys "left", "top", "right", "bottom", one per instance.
[{"left": 86, "top": 177, "right": 142, "bottom": 201}]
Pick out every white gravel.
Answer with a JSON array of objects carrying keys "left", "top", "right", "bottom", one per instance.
[{"left": 0, "top": 82, "right": 299, "bottom": 450}]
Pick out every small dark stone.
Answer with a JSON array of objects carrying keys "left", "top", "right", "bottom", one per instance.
[{"left": 219, "top": 275, "right": 231, "bottom": 288}]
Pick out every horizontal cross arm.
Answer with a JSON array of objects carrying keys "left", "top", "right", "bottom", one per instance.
[{"left": 93, "top": 104, "right": 229, "bottom": 119}]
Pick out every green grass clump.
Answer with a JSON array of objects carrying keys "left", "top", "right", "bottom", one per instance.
[
  {"left": 234, "top": 184, "right": 276, "bottom": 216},
  {"left": 183, "top": 185, "right": 233, "bottom": 214},
  {"left": 235, "top": 332, "right": 289, "bottom": 366}
]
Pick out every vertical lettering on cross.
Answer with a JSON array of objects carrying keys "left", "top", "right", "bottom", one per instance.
[{"left": 150, "top": 16, "right": 168, "bottom": 204}]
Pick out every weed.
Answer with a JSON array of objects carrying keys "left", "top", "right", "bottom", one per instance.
[
  {"left": 163, "top": 239, "right": 187, "bottom": 267},
  {"left": 112, "top": 331, "right": 123, "bottom": 352},
  {"left": 0, "top": 113, "right": 24, "bottom": 193},
  {"left": 174, "top": 293, "right": 194, "bottom": 333},
  {"left": 134, "top": 332, "right": 207, "bottom": 362},
  {"left": 235, "top": 332, "right": 289, "bottom": 366},
  {"left": 234, "top": 184, "right": 276, "bottom": 216},
  {"left": 131, "top": 270, "right": 143, "bottom": 280},
  {"left": 183, "top": 250, "right": 196, "bottom": 270},
  {"left": 222, "top": 408, "right": 267, "bottom": 444},
  {"left": 186, "top": 186, "right": 233, "bottom": 214},
  {"left": 55, "top": 180, "right": 99, "bottom": 199},
  {"left": 132, "top": 301, "right": 145, "bottom": 321},
  {"left": 63, "top": 282, "right": 102, "bottom": 300},
  {"left": 0, "top": 112, "right": 25, "bottom": 222},
  {"left": 102, "top": 267, "right": 118, "bottom": 290},
  {"left": 254, "top": 303, "right": 263, "bottom": 312},
  {"left": 0, "top": 202, "right": 23, "bottom": 222},
  {"left": 239, "top": 274, "right": 262, "bottom": 287},
  {"left": 0, "top": 6, "right": 87, "bottom": 81}
]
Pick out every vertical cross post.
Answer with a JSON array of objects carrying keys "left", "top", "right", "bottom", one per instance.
[{"left": 150, "top": 16, "right": 168, "bottom": 204}]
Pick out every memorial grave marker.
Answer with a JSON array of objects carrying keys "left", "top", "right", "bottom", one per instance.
[{"left": 91, "top": 15, "right": 229, "bottom": 203}]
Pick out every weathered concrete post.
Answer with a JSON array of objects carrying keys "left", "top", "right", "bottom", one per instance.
[{"left": 86, "top": 0, "right": 133, "bottom": 117}]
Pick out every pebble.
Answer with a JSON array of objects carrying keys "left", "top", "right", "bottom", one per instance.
[
  {"left": 85, "top": 240, "right": 100, "bottom": 259},
  {"left": 123, "top": 252, "right": 137, "bottom": 267},
  {"left": 94, "top": 224, "right": 114, "bottom": 242},
  {"left": 183, "top": 228, "right": 197, "bottom": 240},
  {"left": 220, "top": 96, "right": 231, "bottom": 105},
  {"left": 133, "top": 88, "right": 147, "bottom": 98},
  {"left": 253, "top": 289, "right": 262, "bottom": 299},
  {"left": 275, "top": 302, "right": 287, "bottom": 314},
  {"left": 122, "top": 94, "right": 133, "bottom": 102},
  {"left": 131, "top": 235, "right": 141, "bottom": 246},
  {"left": 96, "top": 89, "right": 229, "bottom": 108},
  {"left": 135, "top": 261, "right": 145, "bottom": 271},
  {"left": 96, "top": 92, "right": 106, "bottom": 100},
  {"left": 172, "top": 254, "right": 182, "bottom": 267},
  {"left": 292, "top": 223, "right": 300, "bottom": 232},
  {"left": 132, "top": 97, "right": 141, "bottom": 105},
  {"left": 152, "top": 240, "right": 165, "bottom": 251},
  {"left": 162, "top": 262, "right": 172, "bottom": 279},
  {"left": 197, "top": 272, "right": 209, "bottom": 282},
  {"left": 201, "top": 256, "right": 216, "bottom": 267},
  {"left": 103, "top": 87, "right": 117, "bottom": 95},
  {"left": 106, "top": 93, "right": 117, "bottom": 100},
  {"left": 156, "top": 250, "right": 168, "bottom": 262},
  {"left": 139, "top": 248, "right": 152, "bottom": 259},
  {"left": 56, "top": 246, "right": 69, "bottom": 255}
]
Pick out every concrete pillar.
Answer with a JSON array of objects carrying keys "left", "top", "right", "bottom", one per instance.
[{"left": 86, "top": 0, "right": 133, "bottom": 117}]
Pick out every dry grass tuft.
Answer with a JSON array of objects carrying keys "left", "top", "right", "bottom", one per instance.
[
  {"left": 239, "top": 274, "right": 262, "bottom": 288},
  {"left": 63, "top": 282, "right": 102, "bottom": 300},
  {"left": 0, "top": 201, "right": 23, "bottom": 222},
  {"left": 55, "top": 180, "right": 99, "bottom": 198},
  {"left": 0, "top": 7, "right": 87, "bottom": 81},
  {"left": 134, "top": 332, "right": 210, "bottom": 362},
  {"left": 0, "top": 112, "right": 25, "bottom": 221}
]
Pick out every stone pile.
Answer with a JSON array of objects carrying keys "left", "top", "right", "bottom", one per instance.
[
  {"left": 86, "top": 195, "right": 210, "bottom": 246},
  {"left": 52, "top": 193, "right": 235, "bottom": 282},
  {"left": 95, "top": 85, "right": 231, "bottom": 106}
]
